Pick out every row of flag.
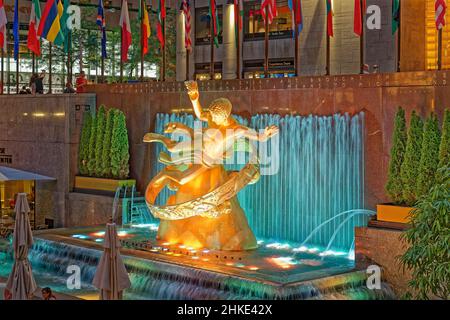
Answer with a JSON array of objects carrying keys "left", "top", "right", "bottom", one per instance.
[
  {"left": 0, "top": 0, "right": 447, "bottom": 64},
  {"left": 0, "top": 0, "right": 166, "bottom": 63}
]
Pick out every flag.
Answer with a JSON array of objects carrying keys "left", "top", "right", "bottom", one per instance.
[
  {"left": 182, "top": 0, "right": 192, "bottom": 52},
  {"left": 354, "top": 0, "right": 366, "bottom": 36},
  {"left": 436, "top": 0, "right": 447, "bottom": 30},
  {"left": 261, "top": 0, "right": 277, "bottom": 25},
  {"left": 288, "top": 0, "right": 303, "bottom": 36},
  {"left": 234, "top": 0, "right": 243, "bottom": 31},
  {"left": 119, "top": 0, "right": 132, "bottom": 62},
  {"left": 157, "top": 0, "right": 166, "bottom": 48},
  {"left": 38, "top": 0, "right": 64, "bottom": 45},
  {"left": 28, "top": 0, "right": 42, "bottom": 56},
  {"left": 326, "top": 0, "right": 333, "bottom": 37},
  {"left": 61, "top": 0, "right": 71, "bottom": 53},
  {"left": 140, "top": 0, "right": 151, "bottom": 56},
  {"left": 392, "top": 0, "right": 400, "bottom": 34},
  {"left": 13, "top": 0, "right": 19, "bottom": 60},
  {"left": 209, "top": 0, "right": 221, "bottom": 47},
  {"left": 0, "top": 0, "right": 6, "bottom": 53},
  {"left": 97, "top": 0, "right": 107, "bottom": 58}
]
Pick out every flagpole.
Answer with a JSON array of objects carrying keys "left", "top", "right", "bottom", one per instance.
[
  {"left": 438, "top": 29, "right": 443, "bottom": 70},
  {"left": 67, "top": 32, "right": 72, "bottom": 83},
  {"left": 186, "top": 49, "right": 190, "bottom": 80},
  {"left": 140, "top": 0, "right": 144, "bottom": 81},
  {"left": 120, "top": 28, "right": 123, "bottom": 82},
  {"left": 162, "top": 14, "right": 166, "bottom": 81},
  {"left": 326, "top": 34, "right": 330, "bottom": 75},
  {"left": 210, "top": 14, "right": 214, "bottom": 80},
  {"left": 359, "top": 0, "right": 364, "bottom": 74},
  {"left": 236, "top": 2, "right": 241, "bottom": 79},
  {"left": 32, "top": 52, "right": 35, "bottom": 76},
  {"left": 264, "top": 10, "right": 269, "bottom": 78},
  {"left": 294, "top": 3, "right": 299, "bottom": 76},
  {"left": 49, "top": 42, "right": 52, "bottom": 93},
  {"left": 1, "top": 49, "right": 3, "bottom": 95},
  {"left": 397, "top": 0, "right": 401, "bottom": 72},
  {"left": 15, "top": 53, "right": 19, "bottom": 94}
]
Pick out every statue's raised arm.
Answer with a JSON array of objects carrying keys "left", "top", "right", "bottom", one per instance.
[{"left": 185, "top": 81, "right": 209, "bottom": 122}]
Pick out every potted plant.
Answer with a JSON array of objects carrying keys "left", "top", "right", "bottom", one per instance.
[
  {"left": 378, "top": 110, "right": 441, "bottom": 224},
  {"left": 75, "top": 106, "right": 135, "bottom": 194},
  {"left": 377, "top": 107, "right": 409, "bottom": 223}
]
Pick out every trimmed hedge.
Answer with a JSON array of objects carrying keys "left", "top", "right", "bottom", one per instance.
[
  {"left": 400, "top": 111, "right": 423, "bottom": 206},
  {"left": 386, "top": 107, "right": 407, "bottom": 204}
]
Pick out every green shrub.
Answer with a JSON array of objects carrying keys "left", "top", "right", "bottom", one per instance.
[
  {"left": 94, "top": 105, "right": 106, "bottom": 177},
  {"left": 400, "top": 111, "right": 423, "bottom": 206},
  {"left": 110, "top": 110, "right": 130, "bottom": 179},
  {"left": 386, "top": 107, "right": 407, "bottom": 204},
  {"left": 400, "top": 166, "right": 450, "bottom": 300},
  {"left": 438, "top": 109, "right": 449, "bottom": 168},
  {"left": 416, "top": 113, "right": 441, "bottom": 198},
  {"left": 87, "top": 113, "right": 97, "bottom": 176},
  {"left": 101, "top": 108, "right": 115, "bottom": 177},
  {"left": 78, "top": 111, "right": 92, "bottom": 176}
]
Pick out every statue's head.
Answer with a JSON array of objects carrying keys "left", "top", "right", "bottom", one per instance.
[{"left": 208, "top": 98, "right": 232, "bottom": 125}]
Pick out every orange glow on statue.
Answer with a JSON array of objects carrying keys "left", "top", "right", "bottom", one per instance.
[{"left": 143, "top": 81, "right": 279, "bottom": 251}]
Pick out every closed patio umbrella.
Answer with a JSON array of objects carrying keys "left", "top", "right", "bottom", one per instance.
[
  {"left": 92, "top": 223, "right": 131, "bottom": 300},
  {"left": 5, "top": 193, "right": 37, "bottom": 300}
]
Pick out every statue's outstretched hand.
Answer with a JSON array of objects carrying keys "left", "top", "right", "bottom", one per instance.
[
  {"left": 185, "top": 81, "right": 199, "bottom": 100},
  {"left": 264, "top": 125, "right": 279, "bottom": 139}
]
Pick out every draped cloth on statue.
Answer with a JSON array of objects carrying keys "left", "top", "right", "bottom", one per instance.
[{"left": 155, "top": 165, "right": 257, "bottom": 251}]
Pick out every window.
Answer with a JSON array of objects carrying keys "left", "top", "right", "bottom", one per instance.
[
  {"left": 195, "top": 7, "right": 223, "bottom": 45},
  {"left": 195, "top": 62, "right": 223, "bottom": 80},
  {"left": 243, "top": 58, "right": 295, "bottom": 78},
  {"left": 244, "top": 1, "right": 293, "bottom": 40}
]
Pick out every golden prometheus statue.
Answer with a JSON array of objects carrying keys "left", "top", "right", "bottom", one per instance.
[{"left": 144, "top": 81, "right": 279, "bottom": 251}]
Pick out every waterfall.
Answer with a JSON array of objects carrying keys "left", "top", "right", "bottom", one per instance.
[{"left": 152, "top": 112, "right": 367, "bottom": 250}]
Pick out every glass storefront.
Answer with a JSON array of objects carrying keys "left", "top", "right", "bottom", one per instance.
[
  {"left": 243, "top": 58, "right": 295, "bottom": 78},
  {"left": 0, "top": 180, "right": 36, "bottom": 229}
]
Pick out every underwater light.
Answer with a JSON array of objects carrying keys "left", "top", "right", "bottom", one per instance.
[
  {"left": 202, "top": 258, "right": 209, "bottom": 262},
  {"left": 266, "top": 243, "right": 291, "bottom": 250},
  {"left": 95, "top": 239, "right": 104, "bottom": 243},
  {"left": 162, "top": 242, "right": 171, "bottom": 246},
  {"left": 292, "top": 246, "right": 308, "bottom": 252},
  {"left": 117, "top": 231, "right": 128, "bottom": 237},
  {"left": 92, "top": 231, "right": 105, "bottom": 237},
  {"left": 72, "top": 234, "right": 89, "bottom": 239},
  {"left": 235, "top": 263, "right": 245, "bottom": 268},
  {"left": 225, "top": 262, "right": 234, "bottom": 266},
  {"left": 247, "top": 266, "right": 259, "bottom": 271},
  {"left": 347, "top": 250, "right": 355, "bottom": 260},
  {"left": 130, "top": 223, "right": 159, "bottom": 231},
  {"left": 257, "top": 240, "right": 264, "bottom": 245},
  {"left": 202, "top": 249, "right": 210, "bottom": 253},
  {"left": 269, "top": 257, "right": 298, "bottom": 269},
  {"left": 192, "top": 256, "right": 199, "bottom": 260},
  {"left": 307, "top": 248, "right": 319, "bottom": 253}
]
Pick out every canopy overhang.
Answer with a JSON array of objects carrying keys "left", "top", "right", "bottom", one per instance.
[{"left": 0, "top": 166, "right": 56, "bottom": 182}]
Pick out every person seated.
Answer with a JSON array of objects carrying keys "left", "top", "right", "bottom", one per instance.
[
  {"left": 63, "top": 82, "right": 76, "bottom": 93},
  {"left": 41, "top": 287, "right": 56, "bottom": 300},
  {"left": 19, "top": 86, "right": 29, "bottom": 94}
]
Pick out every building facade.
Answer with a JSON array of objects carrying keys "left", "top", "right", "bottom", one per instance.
[{"left": 176, "top": 0, "right": 450, "bottom": 81}]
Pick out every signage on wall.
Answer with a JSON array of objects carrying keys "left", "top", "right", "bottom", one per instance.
[{"left": 0, "top": 148, "right": 12, "bottom": 164}]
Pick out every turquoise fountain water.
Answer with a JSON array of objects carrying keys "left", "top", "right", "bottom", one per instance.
[{"left": 152, "top": 112, "right": 367, "bottom": 250}]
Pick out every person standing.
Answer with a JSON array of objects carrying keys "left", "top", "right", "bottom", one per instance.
[
  {"left": 29, "top": 74, "right": 37, "bottom": 94},
  {"left": 76, "top": 71, "right": 88, "bottom": 93},
  {"left": 34, "top": 70, "right": 45, "bottom": 94}
]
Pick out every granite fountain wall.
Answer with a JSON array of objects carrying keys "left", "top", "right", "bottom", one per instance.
[
  {"left": 0, "top": 94, "right": 96, "bottom": 227},
  {"left": 87, "top": 71, "right": 449, "bottom": 210}
]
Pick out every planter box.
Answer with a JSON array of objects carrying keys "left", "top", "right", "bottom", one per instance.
[
  {"left": 376, "top": 204, "right": 414, "bottom": 224},
  {"left": 74, "top": 176, "right": 136, "bottom": 193}
]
